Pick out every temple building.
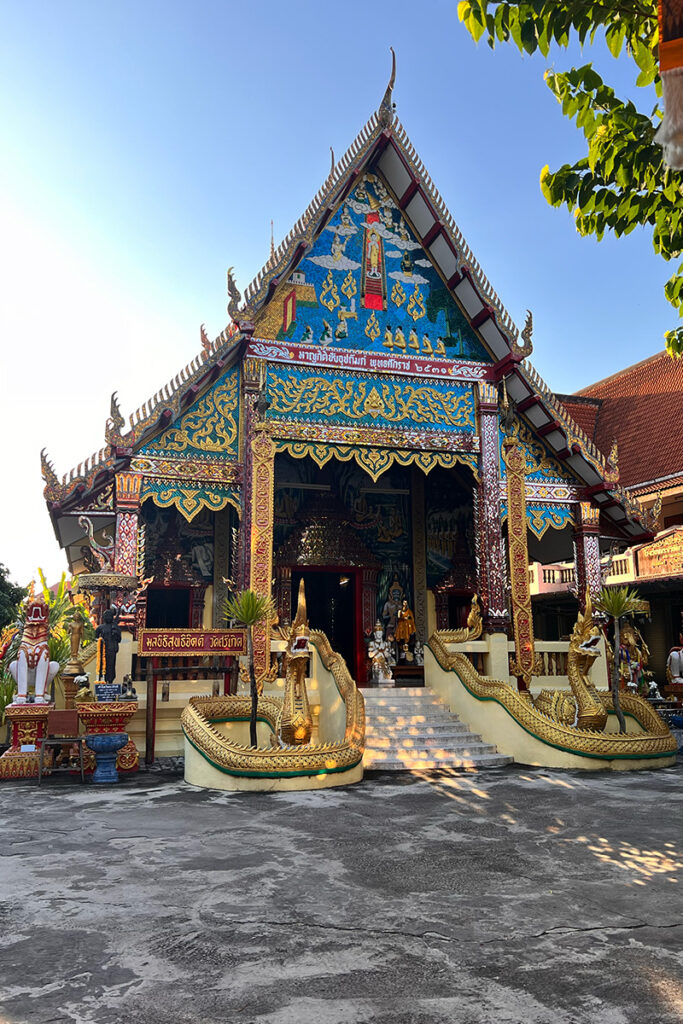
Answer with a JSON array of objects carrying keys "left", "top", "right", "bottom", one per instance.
[
  {"left": 531, "top": 351, "right": 683, "bottom": 684},
  {"left": 41, "top": 78, "right": 658, "bottom": 697}
]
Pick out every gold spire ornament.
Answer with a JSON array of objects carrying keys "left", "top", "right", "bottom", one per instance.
[{"left": 378, "top": 47, "right": 397, "bottom": 127}]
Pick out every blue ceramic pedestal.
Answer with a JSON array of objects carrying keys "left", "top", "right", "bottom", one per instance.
[{"left": 86, "top": 732, "right": 128, "bottom": 783}]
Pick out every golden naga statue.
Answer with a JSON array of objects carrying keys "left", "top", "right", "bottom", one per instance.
[
  {"left": 535, "top": 590, "right": 607, "bottom": 731},
  {"left": 439, "top": 594, "right": 483, "bottom": 644},
  {"left": 279, "top": 579, "right": 313, "bottom": 746}
]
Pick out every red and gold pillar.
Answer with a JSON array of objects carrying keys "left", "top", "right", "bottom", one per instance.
[
  {"left": 249, "top": 421, "right": 276, "bottom": 682},
  {"left": 573, "top": 502, "right": 602, "bottom": 611},
  {"left": 475, "top": 382, "right": 508, "bottom": 632},
  {"left": 503, "top": 436, "right": 534, "bottom": 691}
]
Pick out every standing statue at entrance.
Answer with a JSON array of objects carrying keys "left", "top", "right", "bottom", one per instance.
[
  {"left": 381, "top": 575, "right": 404, "bottom": 635},
  {"left": 368, "top": 620, "right": 394, "bottom": 686},
  {"left": 395, "top": 600, "right": 416, "bottom": 645},
  {"left": 95, "top": 608, "right": 122, "bottom": 685},
  {"left": 8, "top": 595, "right": 59, "bottom": 704}
]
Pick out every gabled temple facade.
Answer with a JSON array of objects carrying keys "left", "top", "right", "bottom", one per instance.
[{"left": 42, "top": 79, "right": 658, "bottom": 687}]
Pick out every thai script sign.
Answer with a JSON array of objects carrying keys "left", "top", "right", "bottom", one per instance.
[
  {"left": 138, "top": 629, "right": 246, "bottom": 656},
  {"left": 636, "top": 529, "right": 683, "bottom": 579},
  {"left": 94, "top": 684, "right": 122, "bottom": 702},
  {"left": 248, "top": 340, "right": 492, "bottom": 382}
]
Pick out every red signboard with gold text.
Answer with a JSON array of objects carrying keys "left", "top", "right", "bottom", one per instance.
[{"left": 138, "top": 629, "right": 246, "bottom": 656}]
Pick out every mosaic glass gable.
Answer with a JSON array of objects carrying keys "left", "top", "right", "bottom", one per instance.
[
  {"left": 498, "top": 419, "right": 577, "bottom": 486},
  {"left": 139, "top": 365, "right": 240, "bottom": 460},
  {"left": 255, "top": 172, "right": 491, "bottom": 362}
]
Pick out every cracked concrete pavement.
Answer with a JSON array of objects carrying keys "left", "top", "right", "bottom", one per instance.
[{"left": 0, "top": 763, "right": 682, "bottom": 1024}]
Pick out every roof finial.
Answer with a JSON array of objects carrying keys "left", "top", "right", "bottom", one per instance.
[
  {"left": 329, "top": 146, "right": 335, "bottom": 178},
  {"left": 378, "top": 47, "right": 396, "bottom": 127},
  {"left": 270, "top": 220, "right": 275, "bottom": 259}
]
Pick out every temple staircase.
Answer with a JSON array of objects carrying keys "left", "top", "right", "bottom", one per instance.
[{"left": 363, "top": 686, "right": 512, "bottom": 771}]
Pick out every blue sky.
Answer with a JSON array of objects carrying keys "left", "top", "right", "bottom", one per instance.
[{"left": 0, "top": 1, "right": 671, "bottom": 584}]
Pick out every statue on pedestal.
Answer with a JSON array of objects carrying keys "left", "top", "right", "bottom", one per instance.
[
  {"left": 395, "top": 600, "right": 416, "bottom": 645},
  {"left": 368, "top": 620, "right": 394, "bottom": 685},
  {"left": 95, "top": 609, "right": 122, "bottom": 685},
  {"left": 381, "top": 575, "right": 404, "bottom": 636},
  {"left": 666, "top": 634, "right": 683, "bottom": 686},
  {"left": 9, "top": 596, "right": 59, "bottom": 704}
]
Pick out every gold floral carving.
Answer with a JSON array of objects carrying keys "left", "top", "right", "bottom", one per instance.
[
  {"left": 503, "top": 438, "right": 535, "bottom": 689},
  {"left": 341, "top": 271, "right": 357, "bottom": 300},
  {"left": 406, "top": 285, "right": 426, "bottom": 322},
  {"left": 150, "top": 375, "right": 239, "bottom": 455},
  {"left": 364, "top": 312, "right": 380, "bottom": 341},
  {"left": 320, "top": 271, "right": 340, "bottom": 311},
  {"left": 180, "top": 631, "right": 364, "bottom": 777},
  {"left": 274, "top": 440, "right": 478, "bottom": 483},
  {"left": 506, "top": 418, "right": 568, "bottom": 481},
  {"left": 391, "top": 281, "right": 406, "bottom": 307},
  {"left": 140, "top": 481, "right": 240, "bottom": 522},
  {"left": 249, "top": 423, "right": 276, "bottom": 681},
  {"left": 428, "top": 632, "right": 677, "bottom": 761},
  {"left": 268, "top": 375, "right": 474, "bottom": 429}
]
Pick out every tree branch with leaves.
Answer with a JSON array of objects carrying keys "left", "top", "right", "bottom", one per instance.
[{"left": 458, "top": 1, "right": 683, "bottom": 356}]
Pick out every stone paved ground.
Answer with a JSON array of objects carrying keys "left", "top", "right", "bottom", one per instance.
[{"left": 0, "top": 763, "right": 682, "bottom": 1024}]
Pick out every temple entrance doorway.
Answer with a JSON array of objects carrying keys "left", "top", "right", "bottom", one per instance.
[{"left": 291, "top": 568, "right": 359, "bottom": 681}]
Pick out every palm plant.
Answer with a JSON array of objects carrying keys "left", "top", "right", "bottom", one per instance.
[
  {"left": 595, "top": 586, "right": 643, "bottom": 734},
  {"left": 223, "top": 590, "right": 275, "bottom": 747}
]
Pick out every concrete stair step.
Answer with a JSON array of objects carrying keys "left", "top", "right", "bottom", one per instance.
[
  {"left": 365, "top": 733, "right": 488, "bottom": 750},
  {"left": 363, "top": 687, "right": 431, "bottom": 698},
  {"left": 365, "top": 740, "right": 497, "bottom": 756},
  {"left": 363, "top": 752, "right": 513, "bottom": 771},
  {"left": 364, "top": 721, "right": 471, "bottom": 737}
]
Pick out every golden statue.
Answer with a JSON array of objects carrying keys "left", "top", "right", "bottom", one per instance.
[
  {"left": 280, "top": 580, "right": 313, "bottom": 746},
  {"left": 535, "top": 590, "right": 607, "bottom": 731},
  {"left": 395, "top": 600, "right": 416, "bottom": 644},
  {"left": 421, "top": 333, "right": 433, "bottom": 355}
]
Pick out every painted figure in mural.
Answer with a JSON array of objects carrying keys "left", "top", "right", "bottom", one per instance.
[
  {"left": 383, "top": 325, "right": 393, "bottom": 349},
  {"left": 401, "top": 251, "right": 413, "bottom": 276},
  {"left": 95, "top": 608, "right": 122, "bottom": 685},
  {"left": 395, "top": 600, "right": 417, "bottom": 644},
  {"left": 9, "top": 595, "right": 60, "bottom": 704},
  {"left": 340, "top": 205, "right": 353, "bottom": 229},
  {"left": 331, "top": 232, "right": 348, "bottom": 262},
  {"left": 394, "top": 326, "right": 406, "bottom": 351},
  {"left": 367, "top": 231, "right": 381, "bottom": 278},
  {"left": 435, "top": 337, "right": 447, "bottom": 356},
  {"left": 421, "top": 333, "right": 433, "bottom": 355},
  {"left": 191, "top": 541, "right": 214, "bottom": 579},
  {"left": 408, "top": 327, "right": 419, "bottom": 351},
  {"left": 368, "top": 621, "right": 394, "bottom": 685}
]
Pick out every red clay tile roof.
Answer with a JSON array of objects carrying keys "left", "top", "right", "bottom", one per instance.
[{"left": 561, "top": 350, "right": 683, "bottom": 490}]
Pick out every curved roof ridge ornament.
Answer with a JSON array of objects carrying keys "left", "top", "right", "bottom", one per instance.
[
  {"left": 227, "top": 266, "right": 242, "bottom": 322},
  {"left": 378, "top": 47, "right": 396, "bottom": 127},
  {"left": 514, "top": 308, "right": 533, "bottom": 358}
]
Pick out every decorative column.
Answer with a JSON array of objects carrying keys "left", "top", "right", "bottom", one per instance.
[
  {"left": 503, "top": 436, "right": 535, "bottom": 691},
  {"left": 113, "top": 472, "right": 142, "bottom": 631},
  {"left": 275, "top": 565, "right": 292, "bottom": 624},
  {"left": 573, "top": 502, "right": 602, "bottom": 611},
  {"left": 249, "top": 421, "right": 276, "bottom": 682},
  {"left": 212, "top": 506, "right": 231, "bottom": 627},
  {"left": 361, "top": 568, "right": 379, "bottom": 634},
  {"left": 114, "top": 473, "right": 142, "bottom": 576},
  {"left": 475, "top": 382, "right": 508, "bottom": 632},
  {"left": 411, "top": 467, "right": 428, "bottom": 640},
  {"left": 240, "top": 358, "right": 262, "bottom": 590}
]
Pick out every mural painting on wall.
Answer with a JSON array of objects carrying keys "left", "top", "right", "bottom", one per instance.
[
  {"left": 273, "top": 456, "right": 412, "bottom": 616},
  {"left": 140, "top": 504, "right": 215, "bottom": 583},
  {"left": 425, "top": 468, "right": 475, "bottom": 590},
  {"left": 255, "top": 172, "right": 491, "bottom": 363}
]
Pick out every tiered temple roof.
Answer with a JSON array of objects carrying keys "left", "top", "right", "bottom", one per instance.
[{"left": 42, "top": 68, "right": 657, "bottom": 546}]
